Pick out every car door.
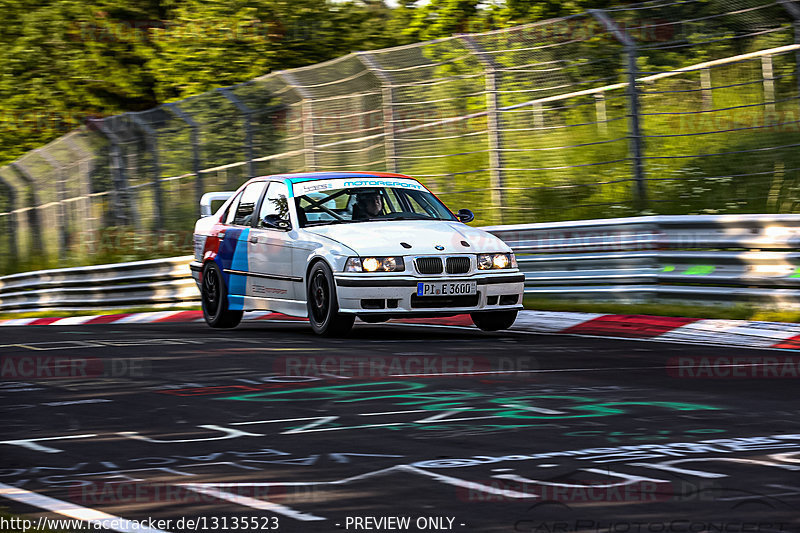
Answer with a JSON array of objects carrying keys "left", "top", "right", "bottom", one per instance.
[
  {"left": 216, "top": 181, "right": 267, "bottom": 309},
  {"left": 247, "top": 181, "right": 300, "bottom": 304}
]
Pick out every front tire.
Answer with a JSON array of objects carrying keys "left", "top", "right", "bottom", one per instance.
[
  {"left": 201, "top": 262, "right": 243, "bottom": 329},
  {"left": 307, "top": 262, "right": 355, "bottom": 336},
  {"left": 471, "top": 309, "right": 518, "bottom": 332}
]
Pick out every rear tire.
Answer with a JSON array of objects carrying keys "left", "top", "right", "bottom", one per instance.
[
  {"left": 307, "top": 262, "right": 355, "bottom": 336},
  {"left": 470, "top": 310, "right": 518, "bottom": 332},
  {"left": 201, "top": 262, "right": 243, "bottom": 329}
]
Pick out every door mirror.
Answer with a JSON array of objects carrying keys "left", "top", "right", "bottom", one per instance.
[
  {"left": 456, "top": 209, "right": 474, "bottom": 223},
  {"left": 261, "top": 214, "right": 291, "bottom": 230}
]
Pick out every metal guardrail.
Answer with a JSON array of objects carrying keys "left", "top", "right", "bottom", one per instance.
[
  {"left": 0, "top": 256, "right": 197, "bottom": 312},
  {"left": 483, "top": 214, "right": 800, "bottom": 307},
  {"left": 4, "top": 215, "right": 800, "bottom": 312}
]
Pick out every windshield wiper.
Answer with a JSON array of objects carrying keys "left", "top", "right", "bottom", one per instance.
[{"left": 383, "top": 214, "right": 437, "bottom": 221}]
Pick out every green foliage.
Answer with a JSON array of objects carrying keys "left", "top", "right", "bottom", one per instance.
[{"left": 522, "top": 296, "right": 794, "bottom": 322}]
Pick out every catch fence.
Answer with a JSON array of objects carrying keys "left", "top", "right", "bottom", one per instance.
[{"left": 2, "top": 0, "right": 800, "bottom": 274}]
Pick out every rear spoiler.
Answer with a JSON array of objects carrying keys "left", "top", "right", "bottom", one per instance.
[{"left": 200, "top": 191, "right": 234, "bottom": 217}]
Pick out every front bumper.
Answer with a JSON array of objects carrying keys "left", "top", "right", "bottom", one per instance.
[
  {"left": 190, "top": 261, "right": 203, "bottom": 290},
  {"left": 333, "top": 272, "right": 525, "bottom": 315}
]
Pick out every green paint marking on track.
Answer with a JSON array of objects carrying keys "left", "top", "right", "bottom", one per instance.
[{"left": 661, "top": 265, "right": 675, "bottom": 272}]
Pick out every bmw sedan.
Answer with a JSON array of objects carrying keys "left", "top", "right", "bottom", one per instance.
[{"left": 190, "top": 172, "right": 524, "bottom": 336}]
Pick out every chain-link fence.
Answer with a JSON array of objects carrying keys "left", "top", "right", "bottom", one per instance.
[{"left": 2, "top": 0, "right": 800, "bottom": 274}]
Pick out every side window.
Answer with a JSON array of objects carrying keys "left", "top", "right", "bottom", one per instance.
[
  {"left": 258, "top": 182, "right": 290, "bottom": 228},
  {"left": 223, "top": 192, "right": 243, "bottom": 225},
  {"left": 229, "top": 182, "right": 266, "bottom": 226}
]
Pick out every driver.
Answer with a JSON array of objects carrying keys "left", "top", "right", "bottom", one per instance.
[{"left": 356, "top": 190, "right": 383, "bottom": 218}]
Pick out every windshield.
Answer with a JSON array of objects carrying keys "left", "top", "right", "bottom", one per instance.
[{"left": 293, "top": 182, "right": 456, "bottom": 228}]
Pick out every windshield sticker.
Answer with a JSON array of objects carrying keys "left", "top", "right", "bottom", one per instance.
[{"left": 293, "top": 178, "right": 426, "bottom": 196}]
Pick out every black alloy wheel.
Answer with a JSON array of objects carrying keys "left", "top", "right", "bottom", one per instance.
[
  {"left": 201, "top": 262, "right": 243, "bottom": 329},
  {"left": 307, "top": 262, "right": 354, "bottom": 336}
]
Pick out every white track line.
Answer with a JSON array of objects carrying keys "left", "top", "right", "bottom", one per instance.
[
  {"left": 181, "top": 485, "right": 324, "bottom": 521},
  {"left": 0, "top": 483, "right": 171, "bottom": 533}
]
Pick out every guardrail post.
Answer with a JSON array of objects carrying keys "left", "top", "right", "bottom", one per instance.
[
  {"left": 589, "top": 9, "right": 647, "bottom": 211},
  {"left": 357, "top": 52, "right": 399, "bottom": 173},
  {"left": 165, "top": 103, "right": 204, "bottom": 213},
  {"left": 762, "top": 55, "right": 776, "bottom": 115},
  {"left": 217, "top": 87, "right": 255, "bottom": 179},
  {"left": 128, "top": 113, "right": 164, "bottom": 227},
  {"left": 36, "top": 149, "right": 68, "bottom": 260},
  {"left": 700, "top": 68, "right": 712, "bottom": 110},
  {"left": 278, "top": 72, "right": 317, "bottom": 171},
  {"left": 595, "top": 94, "right": 608, "bottom": 134},
  {"left": 10, "top": 162, "right": 44, "bottom": 257},
  {"left": 0, "top": 172, "right": 18, "bottom": 268},
  {"left": 460, "top": 35, "right": 506, "bottom": 225}
]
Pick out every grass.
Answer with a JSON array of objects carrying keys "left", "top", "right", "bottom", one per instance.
[
  {"left": 0, "top": 305, "right": 200, "bottom": 321},
  {"left": 2, "top": 300, "right": 800, "bottom": 324},
  {"left": 522, "top": 296, "right": 800, "bottom": 323}
]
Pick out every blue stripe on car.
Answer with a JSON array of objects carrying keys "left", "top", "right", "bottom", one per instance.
[{"left": 213, "top": 227, "right": 248, "bottom": 310}]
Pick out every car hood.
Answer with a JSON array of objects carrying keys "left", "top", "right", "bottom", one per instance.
[{"left": 303, "top": 220, "right": 510, "bottom": 256}]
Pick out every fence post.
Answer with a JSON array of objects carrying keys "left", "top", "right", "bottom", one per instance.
[
  {"left": 761, "top": 55, "right": 776, "bottom": 116},
  {"left": 589, "top": 9, "right": 647, "bottom": 211},
  {"left": 128, "top": 113, "right": 164, "bottom": 227},
  {"left": 0, "top": 172, "right": 18, "bottom": 267},
  {"left": 460, "top": 34, "right": 506, "bottom": 225},
  {"left": 217, "top": 87, "right": 255, "bottom": 179},
  {"left": 778, "top": 0, "right": 800, "bottom": 110},
  {"left": 36, "top": 149, "right": 68, "bottom": 259},
  {"left": 10, "top": 162, "right": 44, "bottom": 257},
  {"left": 90, "top": 118, "right": 132, "bottom": 226},
  {"left": 165, "top": 102, "right": 204, "bottom": 213},
  {"left": 357, "top": 52, "right": 398, "bottom": 173},
  {"left": 63, "top": 131, "right": 98, "bottom": 247},
  {"left": 278, "top": 71, "right": 317, "bottom": 171}
]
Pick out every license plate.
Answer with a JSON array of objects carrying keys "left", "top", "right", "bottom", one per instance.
[{"left": 417, "top": 281, "right": 477, "bottom": 297}]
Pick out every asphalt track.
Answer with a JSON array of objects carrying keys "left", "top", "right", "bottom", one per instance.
[{"left": 1, "top": 319, "right": 799, "bottom": 533}]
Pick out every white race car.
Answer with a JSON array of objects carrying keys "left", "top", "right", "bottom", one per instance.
[{"left": 190, "top": 172, "right": 524, "bottom": 335}]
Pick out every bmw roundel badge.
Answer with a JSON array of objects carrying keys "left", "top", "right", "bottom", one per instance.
[{"left": 435, "top": 245, "right": 445, "bottom": 250}]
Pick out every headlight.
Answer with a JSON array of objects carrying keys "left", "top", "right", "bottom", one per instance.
[
  {"left": 345, "top": 257, "right": 405, "bottom": 272},
  {"left": 477, "top": 253, "right": 515, "bottom": 270}
]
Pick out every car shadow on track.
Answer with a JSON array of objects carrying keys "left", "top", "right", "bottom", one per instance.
[{"left": 233, "top": 320, "right": 513, "bottom": 342}]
